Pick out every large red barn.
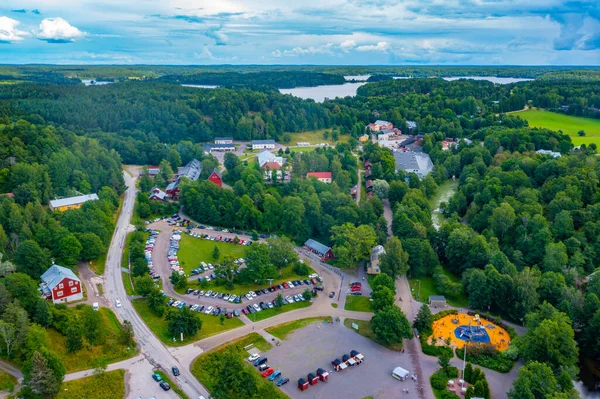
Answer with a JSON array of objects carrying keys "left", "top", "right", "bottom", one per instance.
[
  {"left": 207, "top": 168, "right": 223, "bottom": 187},
  {"left": 40, "top": 264, "right": 83, "bottom": 304}
]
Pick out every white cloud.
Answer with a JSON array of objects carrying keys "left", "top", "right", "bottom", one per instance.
[
  {"left": 37, "top": 17, "right": 86, "bottom": 43},
  {"left": 205, "top": 26, "right": 228, "bottom": 45},
  {"left": 340, "top": 39, "right": 356, "bottom": 52},
  {"left": 282, "top": 43, "right": 334, "bottom": 56},
  {"left": 194, "top": 45, "right": 217, "bottom": 60},
  {"left": 355, "top": 41, "right": 390, "bottom": 52},
  {"left": 271, "top": 49, "right": 282, "bottom": 57},
  {"left": 0, "top": 16, "right": 28, "bottom": 43}
]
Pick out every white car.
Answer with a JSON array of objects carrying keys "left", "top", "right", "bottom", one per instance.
[
  {"left": 253, "top": 304, "right": 261, "bottom": 312},
  {"left": 191, "top": 304, "right": 198, "bottom": 311},
  {"left": 172, "top": 301, "right": 181, "bottom": 307},
  {"left": 115, "top": 300, "right": 121, "bottom": 308},
  {"left": 251, "top": 291, "right": 257, "bottom": 298},
  {"left": 248, "top": 353, "right": 260, "bottom": 362},
  {"left": 288, "top": 281, "right": 295, "bottom": 288},
  {"left": 287, "top": 296, "right": 294, "bottom": 303},
  {"left": 205, "top": 277, "right": 211, "bottom": 283},
  {"left": 205, "top": 290, "right": 212, "bottom": 297},
  {"left": 204, "top": 306, "right": 214, "bottom": 315},
  {"left": 209, "top": 264, "right": 214, "bottom": 270},
  {"left": 245, "top": 294, "right": 252, "bottom": 300},
  {"left": 229, "top": 295, "right": 236, "bottom": 302},
  {"left": 223, "top": 294, "right": 230, "bottom": 301}
]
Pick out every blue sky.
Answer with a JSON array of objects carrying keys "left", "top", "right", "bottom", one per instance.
[{"left": 0, "top": 0, "right": 599, "bottom": 65}]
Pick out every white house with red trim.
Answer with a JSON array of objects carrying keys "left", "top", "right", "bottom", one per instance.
[
  {"left": 40, "top": 264, "right": 83, "bottom": 304},
  {"left": 306, "top": 172, "right": 332, "bottom": 184}
]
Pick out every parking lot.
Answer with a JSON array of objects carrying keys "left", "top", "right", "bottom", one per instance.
[{"left": 259, "top": 321, "right": 422, "bottom": 399}]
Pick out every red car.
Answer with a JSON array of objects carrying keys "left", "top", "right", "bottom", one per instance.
[
  {"left": 282, "top": 283, "right": 289, "bottom": 289},
  {"left": 241, "top": 308, "right": 249, "bottom": 315},
  {"left": 272, "top": 285, "right": 278, "bottom": 291},
  {"left": 261, "top": 368, "right": 275, "bottom": 378},
  {"left": 351, "top": 286, "right": 361, "bottom": 292}
]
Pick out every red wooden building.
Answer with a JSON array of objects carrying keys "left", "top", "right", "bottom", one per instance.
[
  {"left": 207, "top": 168, "right": 223, "bottom": 187},
  {"left": 40, "top": 264, "right": 83, "bottom": 304},
  {"left": 297, "top": 378, "right": 309, "bottom": 391}
]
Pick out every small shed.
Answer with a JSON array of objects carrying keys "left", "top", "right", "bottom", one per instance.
[
  {"left": 392, "top": 366, "right": 410, "bottom": 381},
  {"left": 347, "top": 358, "right": 357, "bottom": 366},
  {"left": 307, "top": 373, "right": 319, "bottom": 385},
  {"left": 428, "top": 295, "right": 447, "bottom": 308},
  {"left": 350, "top": 350, "right": 365, "bottom": 363},
  {"left": 332, "top": 359, "right": 342, "bottom": 371},
  {"left": 316, "top": 368, "right": 329, "bottom": 382},
  {"left": 297, "top": 378, "right": 309, "bottom": 391},
  {"left": 342, "top": 354, "right": 351, "bottom": 362}
]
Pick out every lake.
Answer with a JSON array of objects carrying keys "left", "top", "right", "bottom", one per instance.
[
  {"left": 279, "top": 82, "right": 367, "bottom": 102},
  {"left": 344, "top": 75, "right": 371, "bottom": 81},
  {"left": 182, "top": 84, "right": 218, "bottom": 89},
  {"left": 443, "top": 76, "right": 533, "bottom": 84},
  {"left": 82, "top": 80, "right": 113, "bottom": 86}
]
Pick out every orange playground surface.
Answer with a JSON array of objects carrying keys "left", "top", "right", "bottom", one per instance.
[{"left": 430, "top": 313, "right": 511, "bottom": 351}]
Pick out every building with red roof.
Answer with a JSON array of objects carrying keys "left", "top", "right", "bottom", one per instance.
[{"left": 306, "top": 172, "right": 332, "bottom": 184}]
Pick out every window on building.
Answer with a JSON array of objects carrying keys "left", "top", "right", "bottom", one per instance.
[
  {"left": 71, "top": 287, "right": 77, "bottom": 293},
  {"left": 69, "top": 281, "right": 73, "bottom": 287},
  {"left": 57, "top": 291, "right": 63, "bottom": 297},
  {"left": 59, "top": 283, "right": 63, "bottom": 289}
]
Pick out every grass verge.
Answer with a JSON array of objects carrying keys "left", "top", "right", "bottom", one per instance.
[
  {"left": 287, "top": 129, "right": 350, "bottom": 145},
  {"left": 408, "top": 269, "right": 468, "bottom": 308},
  {"left": 344, "top": 295, "right": 372, "bottom": 312},
  {"left": 178, "top": 234, "right": 247, "bottom": 275},
  {"left": 250, "top": 300, "right": 311, "bottom": 322},
  {"left": 132, "top": 299, "right": 244, "bottom": 346},
  {"left": 331, "top": 303, "right": 338, "bottom": 308},
  {"left": 56, "top": 369, "right": 125, "bottom": 399},
  {"left": 344, "top": 318, "right": 403, "bottom": 351},
  {"left": 0, "top": 370, "right": 17, "bottom": 393},
  {"left": 265, "top": 317, "right": 332, "bottom": 340},
  {"left": 155, "top": 370, "right": 190, "bottom": 399}
]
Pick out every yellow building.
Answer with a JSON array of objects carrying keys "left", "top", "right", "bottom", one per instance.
[
  {"left": 49, "top": 194, "right": 99, "bottom": 212},
  {"left": 359, "top": 134, "right": 370, "bottom": 142}
]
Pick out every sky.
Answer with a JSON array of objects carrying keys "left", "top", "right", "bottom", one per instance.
[{"left": 0, "top": 0, "right": 599, "bottom": 65}]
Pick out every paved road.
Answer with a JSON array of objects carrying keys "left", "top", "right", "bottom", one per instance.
[{"left": 103, "top": 170, "right": 208, "bottom": 399}]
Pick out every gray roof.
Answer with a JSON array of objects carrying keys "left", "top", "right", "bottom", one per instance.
[
  {"left": 204, "top": 143, "right": 235, "bottom": 152},
  {"left": 49, "top": 194, "right": 99, "bottom": 209},
  {"left": 41, "top": 265, "right": 80, "bottom": 289},
  {"left": 374, "top": 120, "right": 391, "bottom": 126},
  {"left": 304, "top": 238, "right": 331, "bottom": 255},
  {"left": 371, "top": 245, "right": 386, "bottom": 261},
  {"left": 406, "top": 120, "right": 418, "bottom": 128},
  {"left": 215, "top": 137, "right": 233, "bottom": 141},
  {"left": 252, "top": 140, "right": 276, "bottom": 145},
  {"left": 394, "top": 151, "right": 433, "bottom": 177},
  {"left": 257, "top": 150, "right": 284, "bottom": 167},
  {"left": 149, "top": 188, "right": 167, "bottom": 200},
  {"left": 178, "top": 159, "right": 202, "bottom": 181},
  {"left": 429, "top": 295, "right": 446, "bottom": 301},
  {"left": 166, "top": 181, "right": 179, "bottom": 191}
]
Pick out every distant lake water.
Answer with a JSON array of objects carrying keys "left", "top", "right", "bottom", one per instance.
[
  {"left": 182, "top": 84, "right": 218, "bottom": 89},
  {"left": 82, "top": 80, "right": 113, "bottom": 86},
  {"left": 279, "top": 82, "right": 367, "bottom": 102},
  {"left": 443, "top": 76, "right": 533, "bottom": 84},
  {"left": 344, "top": 75, "right": 371, "bottom": 81}
]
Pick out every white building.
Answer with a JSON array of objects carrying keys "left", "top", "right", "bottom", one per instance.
[
  {"left": 257, "top": 150, "right": 284, "bottom": 168},
  {"left": 394, "top": 151, "right": 434, "bottom": 178},
  {"left": 49, "top": 194, "right": 99, "bottom": 212},
  {"left": 536, "top": 149, "right": 562, "bottom": 158},
  {"left": 214, "top": 137, "right": 233, "bottom": 144},
  {"left": 252, "top": 140, "right": 276, "bottom": 150}
]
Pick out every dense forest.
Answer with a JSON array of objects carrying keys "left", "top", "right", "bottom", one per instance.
[{"left": 157, "top": 71, "right": 346, "bottom": 88}]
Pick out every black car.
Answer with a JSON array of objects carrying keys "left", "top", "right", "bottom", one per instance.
[
  {"left": 186, "top": 288, "right": 194, "bottom": 294},
  {"left": 277, "top": 284, "right": 284, "bottom": 290},
  {"left": 172, "top": 366, "right": 180, "bottom": 376},
  {"left": 329, "top": 291, "right": 335, "bottom": 298},
  {"left": 159, "top": 381, "right": 171, "bottom": 391},
  {"left": 268, "top": 287, "right": 275, "bottom": 293},
  {"left": 197, "top": 305, "right": 205, "bottom": 312},
  {"left": 304, "top": 279, "right": 311, "bottom": 285},
  {"left": 260, "top": 302, "right": 267, "bottom": 310},
  {"left": 213, "top": 307, "right": 220, "bottom": 316},
  {"left": 261, "top": 288, "right": 269, "bottom": 294},
  {"left": 255, "top": 290, "right": 262, "bottom": 296},
  {"left": 234, "top": 297, "right": 241, "bottom": 304}
]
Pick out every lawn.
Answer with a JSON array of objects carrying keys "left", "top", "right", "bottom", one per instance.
[
  {"left": 344, "top": 295, "right": 373, "bottom": 312},
  {"left": 265, "top": 317, "right": 331, "bottom": 340},
  {"left": 287, "top": 129, "right": 350, "bottom": 145},
  {"left": 178, "top": 234, "right": 248, "bottom": 274},
  {"left": 132, "top": 299, "right": 244, "bottom": 346},
  {"left": 191, "top": 333, "right": 287, "bottom": 399},
  {"left": 56, "top": 369, "right": 125, "bottom": 399},
  {"left": 519, "top": 108, "right": 600, "bottom": 146},
  {"left": 48, "top": 308, "right": 138, "bottom": 372},
  {"left": 408, "top": 269, "right": 469, "bottom": 308},
  {"left": 185, "top": 263, "right": 315, "bottom": 296},
  {"left": 343, "top": 318, "right": 403, "bottom": 351},
  {"left": 122, "top": 271, "right": 135, "bottom": 296},
  {"left": 250, "top": 300, "right": 312, "bottom": 322},
  {"left": 155, "top": 370, "right": 190, "bottom": 399},
  {"left": 0, "top": 370, "right": 17, "bottom": 393}
]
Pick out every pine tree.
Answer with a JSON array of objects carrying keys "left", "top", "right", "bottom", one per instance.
[
  {"left": 23, "top": 351, "right": 60, "bottom": 398},
  {"left": 413, "top": 304, "right": 433, "bottom": 334},
  {"left": 464, "top": 362, "right": 474, "bottom": 383},
  {"left": 212, "top": 245, "right": 220, "bottom": 260}
]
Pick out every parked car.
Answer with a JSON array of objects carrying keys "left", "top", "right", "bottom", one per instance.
[
  {"left": 329, "top": 291, "right": 335, "bottom": 298},
  {"left": 253, "top": 304, "right": 261, "bottom": 312},
  {"left": 276, "top": 377, "right": 290, "bottom": 386},
  {"left": 241, "top": 307, "right": 249, "bottom": 315},
  {"left": 269, "top": 370, "right": 282, "bottom": 381},
  {"left": 159, "top": 381, "right": 170, "bottom": 391},
  {"left": 248, "top": 353, "right": 260, "bottom": 362},
  {"left": 233, "top": 309, "right": 240, "bottom": 317},
  {"left": 204, "top": 306, "right": 213, "bottom": 315},
  {"left": 261, "top": 368, "right": 275, "bottom": 378},
  {"left": 253, "top": 357, "right": 267, "bottom": 367},
  {"left": 152, "top": 373, "right": 162, "bottom": 382},
  {"left": 196, "top": 305, "right": 205, "bottom": 312},
  {"left": 171, "top": 366, "right": 180, "bottom": 376}
]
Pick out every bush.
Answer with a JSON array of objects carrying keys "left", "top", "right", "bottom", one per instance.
[
  {"left": 501, "top": 344, "right": 519, "bottom": 361},
  {"left": 441, "top": 392, "right": 461, "bottom": 399},
  {"left": 421, "top": 335, "right": 453, "bottom": 358},
  {"left": 293, "top": 262, "right": 309, "bottom": 276},
  {"left": 455, "top": 344, "right": 514, "bottom": 373},
  {"left": 445, "top": 366, "right": 459, "bottom": 378},
  {"left": 431, "top": 372, "right": 447, "bottom": 390}
]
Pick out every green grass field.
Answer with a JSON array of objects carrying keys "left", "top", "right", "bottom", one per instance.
[
  {"left": 57, "top": 369, "right": 125, "bottom": 399},
  {"left": 191, "top": 333, "right": 287, "bottom": 399},
  {"left": 287, "top": 129, "right": 350, "bottom": 145},
  {"left": 408, "top": 269, "right": 468, "bottom": 308},
  {"left": 250, "top": 300, "right": 312, "bottom": 322},
  {"left": 519, "top": 109, "right": 600, "bottom": 146},
  {"left": 178, "top": 234, "right": 248, "bottom": 274},
  {"left": 48, "top": 308, "right": 138, "bottom": 372},
  {"left": 265, "top": 317, "right": 331, "bottom": 339},
  {"left": 132, "top": 299, "right": 244, "bottom": 346},
  {"left": 343, "top": 318, "right": 403, "bottom": 351},
  {"left": 344, "top": 295, "right": 373, "bottom": 312}
]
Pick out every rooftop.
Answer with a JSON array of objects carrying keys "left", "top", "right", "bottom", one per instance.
[
  {"left": 393, "top": 151, "right": 433, "bottom": 176},
  {"left": 304, "top": 238, "right": 331, "bottom": 254},
  {"left": 177, "top": 159, "right": 202, "bottom": 181},
  {"left": 307, "top": 172, "right": 332, "bottom": 179},
  {"left": 49, "top": 193, "right": 99, "bottom": 209},
  {"left": 41, "top": 264, "right": 80, "bottom": 290},
  {"left": 252, "top": 139, "right": 276, "bottom": 145}
]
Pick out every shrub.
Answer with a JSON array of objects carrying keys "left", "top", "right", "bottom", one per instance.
[
  {"left": 501, "top": 344, "right": 519, "bottom": 361},
  {"left": 421, "top": 335, "right": 453, "bottom": 358},
  {"left": 431, "top": 372, "right": 447, "bottom": 390},
  {"left": 293, "top": 262, "right": 309, "bottom": 276},
  {"left": 441, "top": 392, "right": 461, "bottom": 399}
]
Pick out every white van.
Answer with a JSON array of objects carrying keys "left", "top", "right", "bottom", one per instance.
[{"left": 92, "top": 302, "right": 99, "bottom": 311}]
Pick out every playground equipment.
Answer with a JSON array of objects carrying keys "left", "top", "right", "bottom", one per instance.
[
  {"left": 430, "top": 313, "right": 510, "bottom": 351},
  {"left": 455, "top": 314, "right": 489, "bottom": 343}
]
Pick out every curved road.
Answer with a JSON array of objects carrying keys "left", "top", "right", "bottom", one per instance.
[{"left": 104, "top": 171, "right": 209, "bottom": 398}]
